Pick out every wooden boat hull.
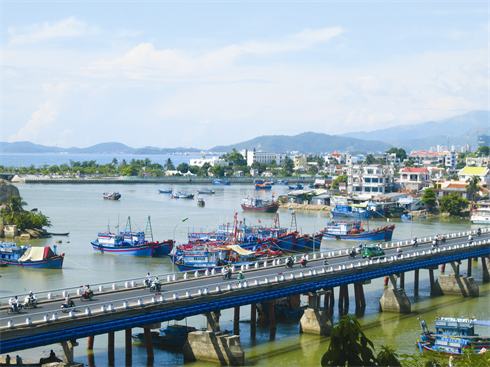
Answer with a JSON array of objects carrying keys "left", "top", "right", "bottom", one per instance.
[
  {"left": 91, "top": 241, "right": 173, "bottom": 257},
  {"left": 0, "top": 255, "right": 64, "bottom": 269},
  {"left": 241, "top": 203, "right": 279, "bottom": 213},
  {"left": 321, "top": 225, "right": 395, "bottom": 241}
]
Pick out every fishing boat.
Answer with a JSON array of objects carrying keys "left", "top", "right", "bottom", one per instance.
[
  {"left": 212, "top": 180, "right": 231, "bottom": 185},
  {"left": 0, "top": 243, "right": 64, "bottom": 268},
  {"left": 241, "top": 197, "right": 279, "bottom": 213},
  {"left": 401, "top": 214, "right": 413, "bottom": 220},
  {"left": 158, "top": 189, "right": 172, "bottom": 194},
  {"left": 419, "top": 317, "right": 490, "bottom": 352},
  {"left": 132, "top": 325, "right": 198, "bottom": 346},
  {"left": 103, "top": 192, "right": 121, "bottom": 200},
  {"left": 197, "top": 198, "right": 205, "bottom": 207},
  {"left": 91, "top": 216, "right": 174, "bottom": 257},
  {"left": 292, "top": 233, "right": 323, "bottom": 251},
  {"left": 331, "top": 204, "right": 375, "bottom": 218},
  {"left": 384, "top": 202, "right": 409, "bottom": 218},
  {"left": 288, "top": 184, "right": 303, "bottom": 190},
  {"left": 254, "top": 180, "right": 272, "bottom": 190},
  {"left": 197, "top": 190, "right": 215, "bottom": 194},
  {"left": 277, "top": 180, "right": 289, "bottom": 185},
  {"left": 171, "top": 192, "right": 194, "bottom": 199},
  {"left": 320, "top": 220, "right": 395, "bottom": 241}
]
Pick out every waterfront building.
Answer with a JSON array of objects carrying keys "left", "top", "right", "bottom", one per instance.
[
  {"left": 458, "top": 166, "right": 490, "bottom": 185},
  {"left": 189, "top": 157, "right": 229, "bottom": 167},
  {"left": 397, "top": 167, "right": 431, "bottom": 191},
  {"left": 346, "top": 164, "right": 395, "bottom": 195},
  {"left": 241, "top": 149, "right": 287, "bottom": 167}
]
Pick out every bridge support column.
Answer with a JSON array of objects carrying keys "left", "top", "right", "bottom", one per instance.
[
  {"left": 108, "top": 331, "right": 115, "bottom": 366},
  {"left": 268, "top": 302, "right": 276, "bottom": 329},
  {"left": 125, "top": 328, "right": 132, "bottom": 365},
  {"left": 87, "top": 335, "right": 95, "bottom": 350},
  {"left": 205, "top": 311, "right": 220, "bottom": 332},
  {"left": 234, "top": 306, "right": 240, "bottom": 335},
  {"left": 144, "top": 327, "right": 154, "bottom": 361},
  {"left": 482, "top": 257, "right": 490, "bottom": 283},
  {"left": 379, "top": 274, "right": 411, "bottom": 313},
  {"left": 354, "top": 283, "right": 366, "bottom": 308},
  {"left": 60, "top": 339, "right": 78, "bottom": 365},
  {"left": 250, "top": 303, "right": 256, "bottom": 338},
  {"left": 414, "top": 269, "right": 419, "bottom": 296},
  {"left": 300, "top": 293, "right": 333, "bottom": 335},
  {"left": 184, "top": 330, "right": 245, "bottom": 366},
  {"left": 432, "top": 263, "right": 479, "bottom": 297},
  {"left": 467, "top": 258, "right": 472, "bottom": 277},
  {"left": 338, "top": 284, "right": 349, "bottom": 310},
  {"left": 400, "top": 272, "right": 405, "bottom": 289}
]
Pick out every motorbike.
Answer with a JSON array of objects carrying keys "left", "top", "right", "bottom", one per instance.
[
  {"left": 61, "top": 299, "right": 76, "bottom": 313},
  {"left": 477, "top": 229, "right": 482, "bottom": 236},
  {"left": 411, "top": 239, "right": 418, "bottom": 247},
  {"left": 324, "top": 259, "right": 329, "bottom": 266},
  {"left": 80, "top": 290, "right": 94, "bottom": 301},
  {"left": 222, "top": 271, "right": 232, "bottom": 280},
  {"left": 144, "top": 279, "right": 151, "bottom": 288},
  {"left": 300, "top": 259, "right": 307, "bottom": 268},
  {"left": 441, "top": 236, "right": 446, "bottom": 243},
  {"left": 23, "top": 296, "right": 38, "bottom": 309},
  {"left": 431, "top": 240, "right": 439, "bottom": 248},
  {"left": 285, "top": 258, "right": 294, "bottom": 269},
  {"left": 150, "top": 281, "right": 161, "bottom": 292},
  {"left": 7, "top": 303, "right": 23, "bottom": 314},
  {"left": 349, "top": 250, "right": 357, "bottom": 259}
]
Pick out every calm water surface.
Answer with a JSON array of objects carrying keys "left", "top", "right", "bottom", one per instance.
[{"left": 1, "top": 183, "right": 488, "bottom": 366}]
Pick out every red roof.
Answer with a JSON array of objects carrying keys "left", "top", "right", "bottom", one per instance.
[
  {"left": 332, "top": 151, "right": 341, "bottom": 156},
  {"left": 401, "top": 168, "right": 429, "bottom": 173}
]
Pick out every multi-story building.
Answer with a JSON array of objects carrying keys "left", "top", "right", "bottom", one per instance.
[
  {"left": 396, "top": 167, "right": 431, "bottom": 191},
  {"left": 242, "top": 149, "right": 287, "bottom": 166},
  {"left": 346, "top": 165, "right": 395, "bottom": 195},
  {"left": 458, "top": 166, "right": 490, "bottom": 185},
  {"left": 189, "top": 157, "right": 229, "bottom": 167},
  {"left": 444, "top": 152, "right": 458, "bottom": 168}
]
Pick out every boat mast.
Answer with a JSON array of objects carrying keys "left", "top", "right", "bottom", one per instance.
[
  {"left": 125, "top": 216, "right": 132, "bottom": 233},
  {"left": 146, "top": 216, "right": 154, "bottom": 242},
  {"left": 290, "top": 211, "right": 297, "bottom": 233}
]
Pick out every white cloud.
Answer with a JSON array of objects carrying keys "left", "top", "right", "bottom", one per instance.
[
  {"left": 8, "top": 16, "right": 98, "bottom": 44},
  {"left": 87, "top": 26, "right": 344, "bottom": 79},
  {"left": 8, "top": 100, "right": 58, "bottom": 142}
]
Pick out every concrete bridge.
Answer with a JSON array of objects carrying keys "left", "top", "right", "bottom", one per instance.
[
  {"left": 0, "top": 173, "right": 14, "bottom": 182},
  {"left": 1, "top": 228, "right": 489, "bottom": 365}
]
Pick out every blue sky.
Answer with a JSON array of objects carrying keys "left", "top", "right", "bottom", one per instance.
[{"left": 1, "top": 1, "right": 488, "bottom": 149}]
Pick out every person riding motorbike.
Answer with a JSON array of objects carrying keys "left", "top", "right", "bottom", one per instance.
[
  {"left": 82, "top": 285, "right": 93, "bottom": 299},
  {"left": 285, "top": 256, "right": 294, "bottom": 268},
  {"left": 222, "top": 265, "right": 232, "bottom": 279},
  {"left": 144, "top": 273, "right": 152, "bottom": 288},
  {"left": 27, "top": 291, "right": 36, "bottom": 306},
  {"left": 432, "top": 238, "right": 439, "bottom": 248},
  {"left": 237, "top": 270, "right": 244, "bottom": 283},
  {"left": 441, "top": 234, "right": 446, "bottom": 243},
  {"left": 397, "top": 245, "right": 403, "bottom": 253},
  {"left": 9, "top": 296, "right": 19, "bottom": 312},
  {"left": 63, "top": 294, "right": 75, "bottom": 308},
  {"left": 412, "top": 237, "right": 418, "bottom": 247},
  {"left": 151, "top": 276, "right": 161, "bottom": 291},
  {"left": 468, "top": 234, "right": 473, "bottom": 243},
  {"left": 477, "top": 228, "right": 482, "bottom": 236},
  {"left": 300, "top": 253, "right": 308, "bottom": 267},
  {"left": 349, "top": 247, "right": 357, "bottom": 258}
]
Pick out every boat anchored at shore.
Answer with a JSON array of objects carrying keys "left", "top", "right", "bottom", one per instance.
[
  {"left": 320, "top": 220, "right": 395, "bottom": 241},
  {"left": 0, "top": 243, "right": 64, "bottom": 268},
  {"left": 241, "top": 197, "right": 279, "bottom": 213}
]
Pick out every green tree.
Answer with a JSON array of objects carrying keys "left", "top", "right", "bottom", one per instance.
[
  {"left": 365, "top": 154, "right": 376, "bottom": 165},
  {"left": 386, "top": 147, "right": 407, "bottom": 161},
  {"left": 331, "top": 175, "right": 347, "bottom": 190},
  {"left": 440, "top": 193, "right": 469, "bottom": 216},
  {"left": 197, "top": 163, "right": 211, "bottom": 177},
  {"left": 475, "top": 145, "right": 490, "bottom": 156},
  {"left": 456, "top": 161, "right": 466, "bottom": 169},
  {"left": 226, "top": 152, "right": 247, "bottom": 166},
  {"left": 122, "top": 165, "right": 139, "bottom": 176},
  {"left": 307, "top": 165, "right": 319, "bottom": 176},
  {"left": 164, "top": 158, "right": 175, "bottom": 170},
  {"left": 251, "top": 162, "right": 267, "bottom": 175},
  {"left": 422, "top": 188, "right": 438, "bottom": 211},
  {"left": 210, "top": 165, "right": 225, "bottom": 178},
  {"left": 466, "top": 176, "right": 481, "bottom": 205},
  {"left": 177, "top": 163, "right": 189, "bottom": 174},
  {"left": 282, "top": 157, "right": 294, "bottom": 175}
]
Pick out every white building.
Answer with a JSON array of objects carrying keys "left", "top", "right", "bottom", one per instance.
[
  {"left": 396, "top": 167, "right": 431, "bottom": 191},
  {"left": 189, "top": 157, "right": 229, "bottom": 167},
  {"left": 244, "top": 149, "right": 287, "bottom": 166},
  {"left": 346, "top": 165, "right": 395, "bottom": 195}
]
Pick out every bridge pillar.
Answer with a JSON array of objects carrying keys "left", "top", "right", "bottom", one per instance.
[
  {"left": 414, "top": 269, "right": 419, "bottom": 296},
  {"left": 250, "top": 303, "right": 256, "bottom": 338},
  {"left": 144, "top": 327, "right": 154, "bottom": 362},
  {"left": 300, "top": 293, "right": 333, "bottom": 336},
  {"left": 432, "top": 275, "right": 479, "bottom": 297},
  {"left": 338, "top": 284, "right": 349, "bottom": 310},
  {"left": 108, "top": 331, "right": 115, "bottom": 366},
  {"left": 379, "top": 275, "right": 411, "bottom": 313},
  {"left": 234, "top": 306, "right": 240, "bottom": 335},
  {"left": 467, "top": 258, "right": 472, "bottom": 277},
  {"left": 125, "top": 328, "right": 132, "bottom": 365},
  {"left": 400, "top": 272, "right": 405, "bottom": 289},
  {"left": 482, "top": 257, "right": 490, "bottom": 283},
  {"left": 184, "top": 330, "right": 245, "bottom": 366},
  {"left": 205, "top": 311, "right": 220, "bottom": 332},
  {"left": 87, "top": 335, "right": 95, "bottom": 350},
  {"left": 354, "top": 283, "right": 366, "bottom": 308},
  {"left": 60, "top": 339, "right": 78, "bottom": 365}
]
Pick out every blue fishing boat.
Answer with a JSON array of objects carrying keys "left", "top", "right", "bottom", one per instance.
[
  {"left": 197, "top": 190, "right": 215, "bottom": 194},
  {"left": 401, "top": 214, "right": 413, "bottom": 220},
  {"left": 158, "top": 190, "right": 172, "bottom": 194},
  {"left": 292, "top": 233, "right": 323, "bottom": 251},
  {"left": 277, "top": 180, "right": 289, "bottom": 185},
  {"left": 255, "top": 180, "right": 272, "bottom": 190},
  {"left": 212, "top": 180, "right": 231, "bottom": 185},
  {"left": 0, "top": 243, "right": 64, "bottom": 268},
  {"left": 320, "top": 220, "right": 395, "bottom": 241},
  {"left": 331, "top": 204, "right": 375, "bottom": 218},
  {"left": 91, "top": 216, "right": 174, "bottom": 257},
  {"left": 419, "top": 317, "right": 490, "bottom": 355},
  {"left": 171, "top": 192, "right": 194, "bottom": 199},
  {"left": 132, "top": 325, "right": 198, "bottom": 346},
  {"left": 288, "top": 184, "right": 303, "bottom": 190}
]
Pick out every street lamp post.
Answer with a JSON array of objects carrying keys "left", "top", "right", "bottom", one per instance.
[{"left": 172, "top": 218, "right": 188, "bottom": 273}]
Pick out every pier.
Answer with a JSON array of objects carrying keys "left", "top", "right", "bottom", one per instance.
[{"left": 1, "top": 228, "right": 489, "bottom": 365}]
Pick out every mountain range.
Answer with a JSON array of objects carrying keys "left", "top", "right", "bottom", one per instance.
[{"left": 1, "top": 110, "right": 488, "bottom": 156}]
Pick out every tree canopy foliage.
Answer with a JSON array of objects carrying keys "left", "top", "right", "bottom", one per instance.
[
  {"left": 422, "top": 188, "right": 438, "bottom": 211},
  {"left": 1, "top": 196, "right": 51, "bottom": 231},
  {"left": 440, "top": 193, "right": 469, "bottom": 216}
]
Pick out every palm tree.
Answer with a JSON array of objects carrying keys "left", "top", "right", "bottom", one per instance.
[
  {"left": 164, "top": 158, "right": 175, "bottom": 170},
  {"left": 466, "top": 176, "right": 481, "bottom": 208}
]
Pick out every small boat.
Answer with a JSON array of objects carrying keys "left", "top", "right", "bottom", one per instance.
[
  {"left": 254, "top": 180, "right": 272, "bottom": 190},
  {"left": 331, "top": 204, "right": 375, "bottom": 218},
  {"left": 212, "top": 180, "right": 231, "bottom": 185},
  {"left": 91, "top": 216, "right": 174, "bottom": 257},
  {"left": 103, "top": 192, "right": 121, "bottom": 200},
  {"left": 277, "top": 180, "right": 289, "bottom": 185},
  {"left": 0, "top": 243, "right": 64, "bottom": 268},
  {"left": 288, "top": 184, "right": 303, "bottom": 190},
  {"left": 241, "top": 197, "right": 279, "bottom": 213},
  {"left": 171, "top": 192, "right": 194, "bottom": 199},
  {"left": 197, "top": 198, "right": 205, "bottom": 207},
  {"left": 419, "top": 317, "right": 490, "bottom": 354},
  {"left": 197, "top": 190, "right": 215, "bottom": 194},
  {"left": 132, "top": 325, "right": 198, "bottom": 346},
  {"left": 158, "top": 190, "right": 172, "bottom": 194},
  {"left": 471, "top": 205, "right": 490, "bottom": 224},
  {"left": 401, "top": 214, "right": 413, "bottom": 220},
  {"left": 48, "top": 232, "right": 70, "bottom": 236},
  {"left": 320, "top": 221, "right": 395, "bottom": 241}
]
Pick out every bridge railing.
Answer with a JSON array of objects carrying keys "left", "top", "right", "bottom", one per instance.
[
  {"left": 2, "top": 238, "right": 488, "bottom": 329},
  {"left": 0, "top": 228, "right": 484, "bottom": 305}
]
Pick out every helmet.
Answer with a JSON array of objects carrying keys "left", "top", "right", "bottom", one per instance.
[
  {"left": 29, "top": 291, "right": 33, "bottom": 296},
  {"left": 155, "top": 276, "right": 159, "bottom": 280},
  {"left": 15, "top": 296, "right": 17, "bottom": 299}
]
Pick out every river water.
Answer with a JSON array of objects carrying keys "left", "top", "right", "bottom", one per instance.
[{"left": 1, "top": 182, "right": 489, "bottom": 366}]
